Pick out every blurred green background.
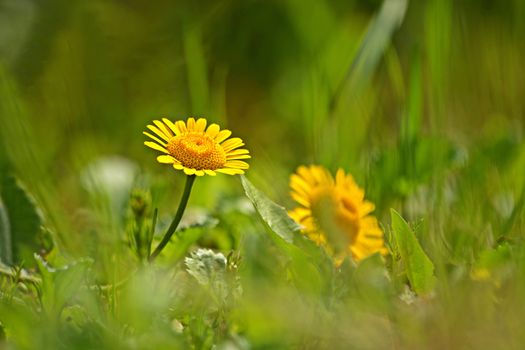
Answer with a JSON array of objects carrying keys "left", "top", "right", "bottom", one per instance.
[
  {"left": 1, "top": 0, "right": 525, "bottom": 349},
  {"left": 1, "top": 0, "right": 524, "bottom": 250}
]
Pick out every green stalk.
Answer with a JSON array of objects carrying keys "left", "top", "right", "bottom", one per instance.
[{"left": 149, "top": 175, "right": 196, "bottom": 261}]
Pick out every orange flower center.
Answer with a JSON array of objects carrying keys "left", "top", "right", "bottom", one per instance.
[
  {"left": 310, "top": 187, "right": 361, "bottom": 248},
  {"left": 166, "top": 133, "right": 226, "bottom": 170}
]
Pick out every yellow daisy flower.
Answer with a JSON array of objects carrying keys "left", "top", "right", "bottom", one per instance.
[
  {"left": 143, "top": 117, "right": 250, "bottom": 176},
  {"left": 288, "top": 165, "right": 387, "bottom": 262}
]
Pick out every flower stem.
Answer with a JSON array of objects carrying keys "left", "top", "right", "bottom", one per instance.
[{"left": 149, "top": 175, "right": 196, "bottom": 261}]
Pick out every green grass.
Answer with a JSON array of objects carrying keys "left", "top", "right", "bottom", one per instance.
[{"left": 1, "top": 0, "right": 525, "bottom": 349}]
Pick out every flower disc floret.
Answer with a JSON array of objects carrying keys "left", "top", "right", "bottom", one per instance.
[
  {"left": 167, "top": 133, "right": 227, "bottom": 170},
  {"left": 143, "top": 117, "right": 250, "bottom": 176}
]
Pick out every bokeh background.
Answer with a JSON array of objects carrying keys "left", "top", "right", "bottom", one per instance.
[
  {"left": 1, "top": 0, "right": 525, "bottom": 348},
  {"left": 1, "top": 0, "right": 524, "bottom": 249}
]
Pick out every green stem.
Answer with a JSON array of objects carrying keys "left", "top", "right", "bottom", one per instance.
[{"left": 149, "top": 175, "right": 196, "bottom": 261}]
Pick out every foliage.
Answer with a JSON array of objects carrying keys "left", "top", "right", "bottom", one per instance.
[{"left": 1, "top": 0, "right": 525, "bottom": 349}]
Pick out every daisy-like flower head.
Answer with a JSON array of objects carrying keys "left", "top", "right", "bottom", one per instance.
[
  {"left": 288, "top": 165, "right": 387, "bottom": 262},
  {"left": 144, "top": 117, "right": 250, "bottom": 176}
]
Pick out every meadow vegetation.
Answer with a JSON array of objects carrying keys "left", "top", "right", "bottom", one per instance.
[{"left": 1, "top": 0, "right": 525, "bottom": 349}]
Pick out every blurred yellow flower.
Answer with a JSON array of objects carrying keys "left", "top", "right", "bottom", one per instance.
[
  {"left": 288, "top": 165, "right": 387, "bottom": 262},
  {"left": 144, "top": 117, "right": 250, "bottom": 176}
]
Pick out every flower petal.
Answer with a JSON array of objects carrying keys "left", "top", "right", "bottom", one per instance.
[
  {"left": 216, "top": 168, "right": 244, "bottom": 175},
  {"left": 205, "top": 123, "right": 220, "bottom": 138},
  {"left": 297, "top": 166, "right": 317, "bottom": 185},
  {"left": 204, "top": 170, "right": 216, "bottom": 176},
  {"left": 176, "top": 121, "right": 187, "bottom": 134},
  {"left": 195, "top": 118, "right": 207, "bottom": 133},
  {"left": 221, "top": 138, "right": 244, "bottom": 152},
  {"left": 194, "top": 170, "right": 205, "bottom": 176},
  {"left": 143, "top": 131, "right": 167, "bottom": 146},
  {"left": 311, "top": 166, "right": 333, "bottom": 185},
  {"left": 291, "top": 192, "right": 310, "bottom": 208},
  {"left": 157, "top": 155, "right": 175, "bottom": 163},
  {"left": 288, "top": 207, "right": 311, "bottom": 223},
  {"left": 215, "top": 129, "right": 232, "bottom": 143},
  {"left": 162, "top": 118, "right": 181, "bottom": 136},
  {"left": 183, "top": 167, "right": 196, "bottom": 175},
  {"left": 226, "top": 148, "right": 250, "bottom": 156},
  {"left": 144, "top": 141, "right": 169, "bottom": 154},
  {"left": 335, "top": 168, "right": 346, "bottom": 186},
  {"left": 147, "top": 124, "right": 170, "bottom": 142},
  {"left": 153, "top": 120, "right": 173, "bottom": 137},
  {"left": 290, "top": 174, "right": 311, "bottom": 198},
  {"left": 226, "top": 154, "right": 251, "bottom": 160},
  {"left": 359, "top": 201, "right": 375, "bottom": 216},
  {"left": 187, "top": 117, "right": 196, "bottom": 131},
  {"left": 225, "top": 160, "right": 249, "bottom": 169}
]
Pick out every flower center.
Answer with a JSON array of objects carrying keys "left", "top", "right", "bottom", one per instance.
[
  {"left": 310, "top": 187, "right": 361, "bottom": 248},
  {"left": 166, "top": 133, "right": 227, "bottom": 170}
]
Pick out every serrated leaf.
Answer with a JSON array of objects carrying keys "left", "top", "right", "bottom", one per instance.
[
  {"left": 35, "top": 254, "right": 92, "bottom": 316},
  {"left": 240, "top": 175, "right": 300, "bottom": 243},
  {"left": 0, "top": 196, "right": 12, "bottom": 264},
  {"left": 1, "top": 174, "right": 42, "bottom": 264},
  {"left": 390, "top": 209, "right": 436, "bottom": 295}
]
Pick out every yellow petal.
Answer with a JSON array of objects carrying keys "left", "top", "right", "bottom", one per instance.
[
  {"left": 216, "top": 168, "right": 244, "bottom": 175},
  {"left": 204, "top": 170, "right": 216, "bottom": 176},
  {"left": 225, "top": 160, "right": 249, "bottom": 169},
  {"left": 205, "top": 123, "right": 220, "bottom": 138},
  {"left": 143, "top": 131, "right": 167, "bottom": 146},
  {"left": 311, "top": 166, "right": 333, "bottom": 185},
  {"left": 226, "top": 149, "right": 250, "bottom": 156},
  {"left": 162, "top": 118, "right": 181, "bottom": 136},
  {"left": 297, "top": 166, "right": 317, "bottom": 185},
  {"left": 176, "top": 121, "right": 187, "bottom": 133},
  {"left": 215, "top": 129, "right": 232, "bottom": 143},
  {"left": 183, "top": 167, "right": 196, "bottom": 175},
  {"left": 173, "top": 163, "right": 184, "bottom": 170},
  {"left": 361, "top": 232, "right": 384, "bottom": 241},
  {"left": 195, "top": 118, "right": 207, "bottom": 133},
  {"left": 195, "top": 170, "right": 205, "bottom": 176},
  {"left": 221, "top": 138, "right": 244, "bottom": 152},
  {"left": 153, "top": 120, "right": 173, "bottom": 137},
  {"left": 144, "top": 141, "right": 169, "bottom": 154},
  {"left": 335, "top": 168, "right": 346, "bottom": 186},
  {"left": 291, "top": 192, "right": 310, "bottom": 208},
  {"left": 226, "top": 154, "right": 251, "bottom": 160},
  {"left": 350, "top": 246, "right": 365, "bottom": 261},
  {"left": 288, "top": 207, "right": 311, "bottom": 223},
  {"left": 359, "top": 201, "right": 375, "bottom": 216},
  {"left": 290, "top": 174, "right": 311, "bottom": 198},
  {"left": 147, "top": 125, "right": 170, "bottom": 142},
  {"left": 157, "top": 155, "right": 175, "bottom": 163},
  {"left": 187, "top": 117, "right": 196, "bottom": 131}
]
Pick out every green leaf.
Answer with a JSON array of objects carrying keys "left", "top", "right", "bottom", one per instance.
[
  {"left": 240, "top": 175, "right": 300, "bottom": 243},
  {"left": 34, "top": 254, "right": 92, "bottom": 316},
  {"left": 0, "top": 174, "right": 43, "bottom": 265},
  {"left": 390, "top": 209, "right": 436, "bottom": 295},
  {"left": 240, "top": 175, "right": 324, "bottom": 294}
]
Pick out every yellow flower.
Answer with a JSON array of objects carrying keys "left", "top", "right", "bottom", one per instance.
[
  {"left": 144, "top": 117, "right": 250, "bottom": 176},
  {"left": 288, "top": 165, "right": 387, "bottom": 262}
]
